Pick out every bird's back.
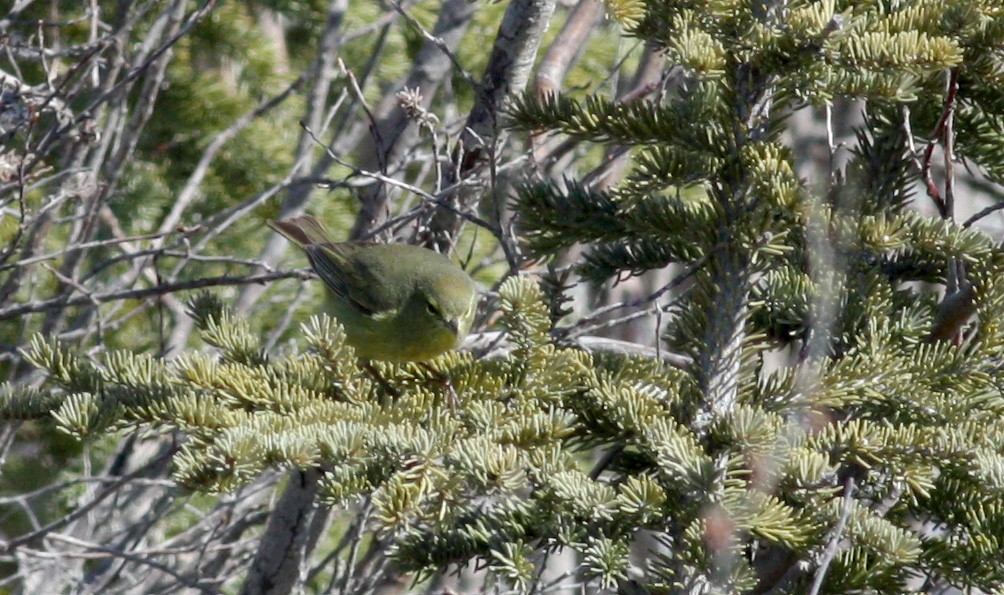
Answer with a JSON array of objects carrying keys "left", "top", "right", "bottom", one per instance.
[{"left": 330, "top": 242, "right": 468, "bottom": 312}]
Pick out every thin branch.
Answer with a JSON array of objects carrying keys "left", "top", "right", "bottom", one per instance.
[
  {"left": 556, "top": 255, "right": 705, "bottom": 340},
  {"left": 942, "top": 68, "right": 959, "bottom": 221},
  {"left": 0, "top": 227, "right": 202, "bottom": 271},
  {"left": 299, "top": 123, "right": 504, "bottom": 244},
  {"left": 919, "top": 68, "right": 960, "bottom": 218},
  {"left": 963, "top": 200, "right": 1004, "bottom": 228},
  {"left": 337, "top": 58, "right": 386, "bottom": 173},
  {"left": 389, "top": 1, "right": 476, "bottom": 89},
  {"left": 156, "top": 74, "right": 308, "bottom": 236},
  {"left": 0, "top": 270, "right": 310, "bottom": 321},
  {"left": 0, "top": 446, "right": 178, "bottom": 553},
  {"left": 808, "top": 478, "right": 856, "bottom": 595},
  {"left": 41, "top": 533, "right": 218, "bottom": 593}
]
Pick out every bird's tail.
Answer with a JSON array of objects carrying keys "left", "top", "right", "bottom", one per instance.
[{"left": 267, "top": 215, "right": 332, "bottom": 247}]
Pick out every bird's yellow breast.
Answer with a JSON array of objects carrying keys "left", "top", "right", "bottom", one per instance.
[{"left": 327, "top": 297, "right": 461, "bottom": 361}]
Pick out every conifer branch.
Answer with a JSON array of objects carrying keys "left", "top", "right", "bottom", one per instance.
[
  {"left": 240, "top": 467, "right": 326, "bottom": 595},
  {"left": 4, "top": 1, "right": 1004, "bottom": 592}
]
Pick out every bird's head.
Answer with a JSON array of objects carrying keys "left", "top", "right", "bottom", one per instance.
[{"left": 414, "top": 271, "right": 478, "bottom": 343}]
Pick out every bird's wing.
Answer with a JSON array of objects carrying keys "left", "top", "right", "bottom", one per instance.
[
  {"left": 305, "top": 243, "right": 397, "bottom": 316},
  {"left": 270, "top": 216, "right": 404, "bottom": 317}
]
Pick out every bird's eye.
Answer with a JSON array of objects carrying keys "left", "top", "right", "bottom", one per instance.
[{"left": 426, "top": 302, "right": 439, "bottom": 316}]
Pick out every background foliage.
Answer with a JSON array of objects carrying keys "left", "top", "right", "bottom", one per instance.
[{"left": 2, "top": 0, "right": 1004, "bottom": 593}]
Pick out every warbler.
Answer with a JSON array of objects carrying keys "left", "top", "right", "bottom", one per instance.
[{"left": 268, "top": 216, "right": 478, "bottom": 361}]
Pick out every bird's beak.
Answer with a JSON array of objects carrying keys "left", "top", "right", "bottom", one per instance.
[{"left": 445, "top": 318, "right": 459, "bottom": 336}]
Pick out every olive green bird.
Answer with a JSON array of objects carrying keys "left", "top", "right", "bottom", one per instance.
[{"left": 268, "top": 216, "right": 478, "bottom": 361}]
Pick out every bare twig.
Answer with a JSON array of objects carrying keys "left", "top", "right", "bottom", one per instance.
[
  {"left": 0, "top": 270, "right": 310, "bottom": 321},
  {"left": 300, "top": 123, "right": 504, "bottom": 244},
  {"left": 920, "top": 68, "right": 960, "bottom": 218},
  {"left": 0, "top": 446, "right": 178, "bottom": 553},
  {"left": 389, "top": 1, "right": 477, "bottom": 89},
  {"left": 808, "top": 478, "right": 856, "bottom": 595}
]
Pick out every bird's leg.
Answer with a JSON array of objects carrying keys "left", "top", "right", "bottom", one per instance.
[
  {"left": 362, "top": 360, "right": 399, "bottom": 406},
  {"left": 420, "top": 362, "right": 457, "bottom": 410}
]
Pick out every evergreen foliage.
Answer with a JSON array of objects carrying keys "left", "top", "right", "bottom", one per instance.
[
  {"left": 501, "top": 0, "right": 1004, "bottom": 590},
  {"left": 4, "top": 280, "right": 671, "bottom": 589},
  {"left": 4, "top": 0, "right": 1004, "bottom": 592}
]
